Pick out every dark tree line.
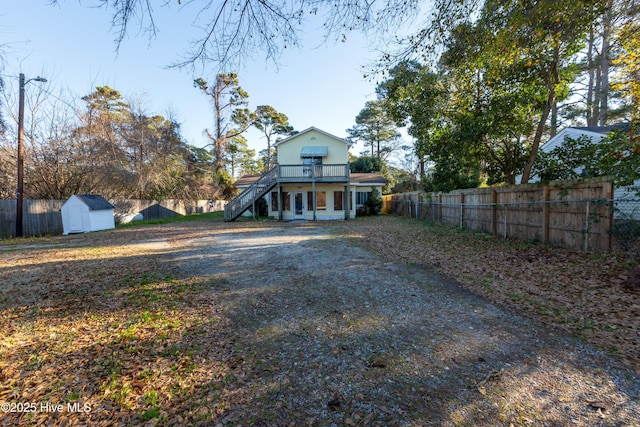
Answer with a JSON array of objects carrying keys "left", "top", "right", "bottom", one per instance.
[{"left": 0, "top": 72, "right": 295, "bottom": 201}]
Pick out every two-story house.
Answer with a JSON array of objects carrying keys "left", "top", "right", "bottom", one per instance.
[{"left": 224, "top": 127, "right": 387, "bottom": 221}]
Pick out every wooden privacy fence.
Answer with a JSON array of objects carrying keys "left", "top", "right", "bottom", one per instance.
[
  {"left": 382, "top": 180, "right": 616, "bottom": 252},
  {"left": 0, "top": 199, "right": 226, "bottom": 239}
]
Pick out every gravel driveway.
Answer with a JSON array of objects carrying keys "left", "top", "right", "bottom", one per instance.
[
  {"left": 1, "top": 219, "right": 638, "bottom": 426},
  {"left": 161, "top": 221, "right": 640, "bottom": 426}
]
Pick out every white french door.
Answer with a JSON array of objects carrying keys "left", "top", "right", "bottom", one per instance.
[{"left": 293, "top": 192, "right": 305, "bottom": 219}]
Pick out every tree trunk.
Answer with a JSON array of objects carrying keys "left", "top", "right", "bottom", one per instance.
[
  {"left": 550, "top": 100, "right": 558, "bottom": 138},
  {"left": 586, "top": 27, "right": 596, "bottom": 125},
  {"left": 598, "top": 1, "right": 613, "bottom": 126},
  {"left": 592, "top": 64, "right": 602, "bottom": 126},
  {"left": 214, "top": 77, "right": 224, "bottom": 173},
  {"left": 521, "top": 81, "right": 556, "bottom": 184}
]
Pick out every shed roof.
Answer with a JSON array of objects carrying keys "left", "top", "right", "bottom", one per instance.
[{"left": 75, "top": 194, "right": 115, "bottom": 211}]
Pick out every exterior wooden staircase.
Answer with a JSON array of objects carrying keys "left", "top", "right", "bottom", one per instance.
[{"left": 224, "top": 167, "right": 278, "bottom": 221}]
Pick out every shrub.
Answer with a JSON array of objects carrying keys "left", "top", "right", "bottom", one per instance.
[{"left": 363, "top": 188, "right": 383, "bottom": 215}]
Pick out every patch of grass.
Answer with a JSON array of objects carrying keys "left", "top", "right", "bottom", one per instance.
[
  {"left": 116, "top": 211, "right": 223, "bottom": 228},
  {"left": 141, "top": 406, "right": 161, "bottom": 420},
  {"left": 65, "top": 391, "right": 81, "bottom": 402},
  {"left": 143, "top": 390, "right": 160, "bottom": 406},
  {"left": 119, "top": 325, "right": 138, "bottom": 341}
]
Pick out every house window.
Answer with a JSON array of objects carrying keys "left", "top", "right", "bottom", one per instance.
[
  {"left": 334, "top": 191, "right": 352, "bottom": 211},
  {"left": 334, "top": 191, "right": 343, "bottom": 210},
  {"left": 282, "top": 191, "right": 290, "bottom": 211},
  {"left": 317, "top": 192, "right": 326, "bottom": 210},
  {"left": 307, "top": 191, "right": 326, "bottom": 210},
  {"left": 270, "top": 191, "right": 292, "bottom": 211},
  {"left": 356, "top": 191, "right": 372, "bottom": 205}
]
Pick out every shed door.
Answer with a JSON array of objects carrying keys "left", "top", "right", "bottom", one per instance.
[{"left": 69, "top": 209, "right": 84, "bottom": 232}]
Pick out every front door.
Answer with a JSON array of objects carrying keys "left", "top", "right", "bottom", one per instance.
[{"left": 293, "top": 192, "right": 305, "bottom": 219}]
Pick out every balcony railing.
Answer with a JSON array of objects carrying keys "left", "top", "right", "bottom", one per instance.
[{"left": 277, "top": 164, "right": 349, "bottom": 182}]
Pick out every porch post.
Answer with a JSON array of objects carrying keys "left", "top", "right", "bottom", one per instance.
[
  {"left": 345, "top": 165, "right": 351, "bottom": 220},
  {"left": 312, "top": 180, "right": 317, "bottom": 221},
  {"left": 345, "top": 182, "right": 351, "bottom": 220},
  {"left": 277, "top": 182, "right": 282, "bottom": 221}
]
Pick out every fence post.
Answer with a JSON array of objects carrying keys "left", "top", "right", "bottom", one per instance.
[
  {"left": 432, "top": 198, "right": 435, "bottom": 223},
  {"left": 504, "top": 204, "right": 508, "bottom": 239},
  {"left": 542, "top": 186, "right": 550, "bottom": 245},
  {"left": 460, "top": 192, "right": 465, "bottom": 229},
  {"left": 602, "top": 182, "right": 614, "bottom": 251},
  {"left": 491, "top": 190, "right": 498, "bottom": 235},
  {"left": 584, "top": 200, "right": 590, "bottom": 252}
]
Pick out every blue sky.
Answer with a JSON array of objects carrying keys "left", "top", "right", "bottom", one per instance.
[{"left": 2, "top": 1, "right": 383, "bottom": 154}]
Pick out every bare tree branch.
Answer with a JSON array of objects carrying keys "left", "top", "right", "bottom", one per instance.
[{"left": 49, "top": 0, "right": 431, "bottom": 70}]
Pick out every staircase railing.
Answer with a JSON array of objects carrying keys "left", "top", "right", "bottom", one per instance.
[{"left": 224, "top": 167, "right": 278, "bottom": 221}]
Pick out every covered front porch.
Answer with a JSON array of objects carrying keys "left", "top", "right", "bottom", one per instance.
[{"left": 268, "top": 183, "right": 355, "bottom": 221}]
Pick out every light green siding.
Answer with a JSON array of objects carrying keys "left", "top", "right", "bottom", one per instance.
[{"left": 276, "top": 128, "right": 349, "bottom": 165}]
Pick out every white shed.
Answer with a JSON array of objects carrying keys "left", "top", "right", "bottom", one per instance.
[{"left": 61, "top": 194, "right": 115, "bottom": 235}]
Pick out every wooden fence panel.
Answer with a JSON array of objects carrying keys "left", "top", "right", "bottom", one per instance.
[
  {"left": 0, "top": 199, "right": 226, "bottom": 239},
  {"left": 382, "top": 179, "right": 615, "bottom": 252},
  {"left": 0, "top": 200, "right": 17, "bottom": 240}
]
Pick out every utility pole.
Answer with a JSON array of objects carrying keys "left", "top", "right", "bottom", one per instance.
[
  {"left": 16, "top": 73, "right": 26, "bottom": 238},
  {"left": 16, "top": 73, "right": 47, "bottom": 238}
]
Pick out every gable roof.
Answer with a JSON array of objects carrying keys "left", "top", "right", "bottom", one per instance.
[
  {"left": 273, "top": 126, "right": 352, "bottom": 147},
  {"left": 541, "top": 123, "right": 628, "bottom": 153},
  {"left": 75, "top": 194, "right": 115, "bottom": 211}
]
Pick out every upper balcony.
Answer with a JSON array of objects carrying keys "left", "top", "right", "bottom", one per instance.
[{"left": 277, "top": 164, "right": 350, "bottom": 183}]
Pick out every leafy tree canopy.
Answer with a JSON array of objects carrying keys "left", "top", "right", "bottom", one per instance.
[
  {"left": 350, "top": 155, "right": 394, "bottom": 193},
  {"left": 347, "top": 100, "right": 400, "bottom": 160},
  {"left": 253, "top": 105, "right": 294, "bottom": 170}
]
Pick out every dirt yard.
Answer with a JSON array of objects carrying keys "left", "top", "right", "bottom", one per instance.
[{"left": 1, "top": 216, "right": 639, "bottom": 426}]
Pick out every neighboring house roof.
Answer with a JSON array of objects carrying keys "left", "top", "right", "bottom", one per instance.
[
  {"left": 571, "top": 123, "right": 629, "bottom": 135},
  {"left": 74, "top": 194, "right": 115, "bottom": 210},
  {"left": 541, "top": 123, "right": 628, "bottom": 153},
  {"left": 234, "top": 174, "right": 261, "bottom": 187},
  {"left": 273, "top": 126, "right": 353, "bottom": 147},
  {"left": 233, "top": 172, "right": 388, "bottom": 187},
  {"left": 351, "top": 173, "right": 389, "bottom": 185}
]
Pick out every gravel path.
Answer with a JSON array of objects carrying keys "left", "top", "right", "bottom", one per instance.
[{"left": 162, "top": 221, "right": 640, "bottom": 426}]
